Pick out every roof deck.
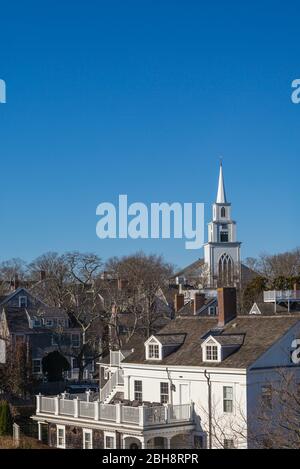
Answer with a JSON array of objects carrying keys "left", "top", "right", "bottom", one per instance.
[
  {"left": 264, "top": 290, "right": 300, "bottom": 303},
  {"left": 34, "top": 395, "right": 194, "bottom": 430}
]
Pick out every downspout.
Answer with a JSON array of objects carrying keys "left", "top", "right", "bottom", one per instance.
[
  {"left": 204, "top": 369, "right": 212, "bottom": 449},
  {"left": 166, "top": 367, "right": 174, "bottom": 406}
]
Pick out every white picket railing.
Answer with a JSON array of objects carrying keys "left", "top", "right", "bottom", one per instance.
[{"left": 36, "top": 395, "right": 193, "bottom": 428}]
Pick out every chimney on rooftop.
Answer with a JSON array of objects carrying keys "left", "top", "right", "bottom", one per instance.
[
  {"left": 175, "top": 293, "right": 185, "bottom": 314},
  {"left": 294, "top": 281, "right": 300, "bottom": 292},
  {"left": 217, "top": 287, "right": 237, "bottom": 327},
  {"left": 14, "top": 274, "right": 19, "bottom": 290},
  {"left": 194, "top": 292, "right": 205, "bottom": 315},
  {"left": 118, "top": 278, "right": 128, "bottom": 291}
]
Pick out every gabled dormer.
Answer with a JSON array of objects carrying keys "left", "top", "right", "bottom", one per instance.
[
  {"left": 201, "top": 333, "right": 245, "bottom": 363},
  {"left": 144, "top": 333, "right": 186, "bottom": 361}
]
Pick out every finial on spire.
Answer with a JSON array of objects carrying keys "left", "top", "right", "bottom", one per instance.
[{"left": 216, "top": 159, "right": 227, "bottom": 204}]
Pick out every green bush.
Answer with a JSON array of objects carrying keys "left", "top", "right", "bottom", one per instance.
[{"left": 0, "top": 400, "right": 13, "bottom": 436}]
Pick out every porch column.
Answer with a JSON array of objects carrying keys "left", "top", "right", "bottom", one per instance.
[
  {"left": 140, "top": 437, "right": 145, "bottom": 449},
  {"left": 38, "top": 422, "right": 42, "bottom": 441},
  {"left": 166, "top": 437, "right": 171, "bottom": 449},
  {"left": 36, "top": 393, "right": 42, "bottom": 414}
]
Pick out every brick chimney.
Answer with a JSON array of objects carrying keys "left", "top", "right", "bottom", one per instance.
[
  {"left": 14, "top": 274, "right": 19, "bottom": 290},
  {"left": 175, "top": 293, "right": 184, "bottom": 313},
  {"left": 194, "top": 293, "right": 205, "bottom": 315},
  {"left": 217, "top": 287, "right": 237, "bottom": 327},
  {"left": 118, "top": 278, "right": 128, "bottom": 290},
  {"left": 40, "top": 270, "right": 46, "bottom": 281}
]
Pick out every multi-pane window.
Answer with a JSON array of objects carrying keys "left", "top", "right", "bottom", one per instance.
[
  {"left": 224, "top": 438, "right": 235, "bottom": 449},
  {"left": 105, "top": 434, "right": 115, "bottom": 449},
  {"left": 134, "top": 380, "right": 143, "bottom": 402},
  {"left": 57, "top": 426, "right": 65, "bottom": 448},
  {"left": 160, "top": 382, "right": 169, "bottom": 404},
  {"left": 206, "top": 345, "right": 218, "bottom": 361},
  {"left": 45, "top": 319, "right": 53, "bottom": 327},
  {"left": 220, "top": 231, "right": 229, "bottom": 242},
  {"left": 32, "top": 359, "right": 42, "bottom": 374},
  {"left": 83, "top": 429, "right": 93, "bottom": 449},
  {"left": 148, "top": 344, "right": 160, "bottom": 359},
  {"left": 33, "top": 318, "right": 41, "bottom": 327},
  {"left": 223, "top": 386, "right": 233, "bottom": 413}
]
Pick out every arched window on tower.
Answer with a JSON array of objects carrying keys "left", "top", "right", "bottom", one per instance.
[
  {"left": 218, "top": 253, "right": 234, "bottom": 286},
  {"left": 221, "top": 207, "right": 226, "bottom": 218}
]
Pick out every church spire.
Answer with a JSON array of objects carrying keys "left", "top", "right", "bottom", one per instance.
[{"left": 216, "top": 160, "right": 227, "bottom": 204}]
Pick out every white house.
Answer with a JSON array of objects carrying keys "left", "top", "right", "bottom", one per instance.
[{"left": 32, "top": 287, "right": 300, "bottom": 449}]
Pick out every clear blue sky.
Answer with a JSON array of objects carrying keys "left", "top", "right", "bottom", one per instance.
[{"left": 0, "top": 1, "right": 299, "bottom": 269}]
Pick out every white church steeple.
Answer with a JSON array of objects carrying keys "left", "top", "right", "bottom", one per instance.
[
  {"left": 216, "top": 160, "right": 227, "bottom": 204},
  {"left": 204, "top": 161, "right": 241, "bottom": 288}
]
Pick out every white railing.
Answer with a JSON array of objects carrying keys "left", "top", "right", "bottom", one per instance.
[
  {"left": 264, "top": 290, "right": 300, "bottom": 302},
  {"left": 169, "top": 404, "right": 191, "bottom": 422},
  {"left": 100, "top": 368, "right": 124, "bottom": 402},
  {"left": 122, "top": 406, "right": 140, "bottom": 424},
  {"left": 60, "top": 398, "right": 75, "bottom": 416},
  {"left": 79, "top": 401, "right": 95, "bottom": 419},
  {"left": 40, "top": 397, "right": 56, "bottom": 413},
  {"left": 36, "top": 395, "right": 193, "bottom": 428},
  {"left": 99, "top": 403, "right": 117, "bottom": 421},
  {"left": 110, "top": 351, "right": 124, "bottom": 366}
]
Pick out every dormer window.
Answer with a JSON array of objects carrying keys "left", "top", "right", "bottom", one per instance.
[
  {"left": 149, "top": 344, "right": 160, "bottom": 359},
  {"left": 206, "top": 345, "right": 218, "bottom": 361},
  {"left": 201, "top": 336, "right": 221, "bottom": 362},
  {"left": 145, "top": 337, "right": 162, "bottom": 360},
  {"left": 19, "top": 296, "right": 27, "bottom": 308}
]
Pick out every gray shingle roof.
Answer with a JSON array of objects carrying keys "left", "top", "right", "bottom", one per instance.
[{"left": 123, "top": 315, "right": 300, "bottom": 369}]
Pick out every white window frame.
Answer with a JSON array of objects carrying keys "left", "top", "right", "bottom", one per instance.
[
  {"left": 205, "top": 344, "right": 219, "bottom": 361},
  {"left": 104, "top": 431, "right": 116, "bottom": 449},
  {"left": 223, "top": 386, "right": 234, "bottom": 413},
  {"left": 19, "top": 296, "right": 27, "bottom": 308},
  {"left": 32, "top": 358, "right": 42, "bottom": 374},
  {"left": 202, "top": 337, "right": 221, "bottom": 362},
  {"left": 45, "top": 319, "right": 53, "bottom": 327},
  {"left": 148, "top": 343, "right": 160, "bottom": 359},
  {"left": 83, "top": 428, "right": 93, "bottom": 449},
  {"left": 208, "top": 306, "right": 216, "bottom": 316},
  {"left": 57, "top": 425, "right": 66, "bottom": 449},
  {"left": 145, "top": 336, "right": 162, "bottom": 360}
]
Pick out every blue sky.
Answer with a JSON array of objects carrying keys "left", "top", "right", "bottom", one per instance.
[{"left": 0, "top": 1, "right": 299, "bottom": 269}]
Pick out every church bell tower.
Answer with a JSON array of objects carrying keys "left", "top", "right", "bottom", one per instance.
[{"left": 204, "top": 162, "right": 241, "bottom": 288}]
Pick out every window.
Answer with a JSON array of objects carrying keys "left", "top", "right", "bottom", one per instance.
[
  {"left": 224, "top": 438, "right": 235, "bottom": 449},
  {"left": 208, "top": 306, "right": 216, "bottom": 316},
  {"left": 218, "top": 253, "right": 234, "bottom": 286},
  {"left": 221, "top": 207, "right": 226, "bottom": 218},
  {"left": 52, "top": 334, "right": 58, "bottom": 346},
  {"left": 220, "top": 231, "right": 229, "bottom": 242},
  {"left": 223, "top": 386, "right": 233, "bottom": 413},
  {"left": 57, "top": 425, "right": 66, "bottom": 449},
  {"left": 134, "top": 380, "right": 143, "bottom": 402},
  {"left": 83, "top": 429, "right": 93, "bottom": 449},
  {"left": 261, "top": 384, "right": 272, "bottom": 408},
  {"left": 194, "top": 435, "right": 204, "bottom": 449},
  {"left": 32, "top": 359, "right": 42, "bottom": 374},
  {"left": 160, "top": 382, "right": 169, "bottom": 404},
  {"left": 148, "top": 344, "right": 160, "bottom": 359},
  {"left": 45, "top": 319, "right": 53, "bottom": 327},
  {"left": 104, "top": 432, "right": 115, "bottom": 449},
  {"left": 57, "top": 319, "right": 65, "bottom": 327},
  {"left": 33, "top": 318, "right": 41, "bottom": 327},
  {"left": 19, "top": 296, "right": 27, "bottom": 308},
  {"left": 72, "top": 357, "right": 79, "bottom": 370},
  {"left": 206, "top": 345, "right": 218, "bottom": 361},
  {"left": 71, "top": 334, "right": 80, "bottom": 348}
]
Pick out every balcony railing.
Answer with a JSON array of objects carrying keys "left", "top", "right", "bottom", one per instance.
[
  {"left": 36, "top": 395, "right": 193, "bottom": 429},
  {"left": 264, "top": 290, "right": 300, "bottom": 302},
  {"left": 100, "top": 368, "right": 124, "bottom": 402}
]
